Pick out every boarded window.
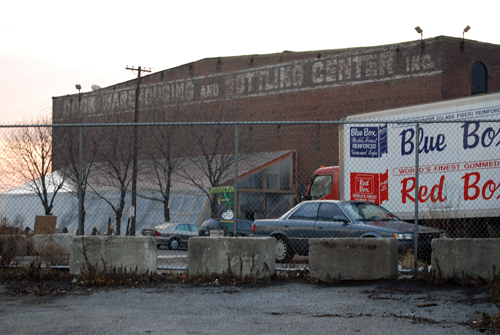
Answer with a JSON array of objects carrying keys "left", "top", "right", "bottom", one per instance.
[{"left": 471, "top": 62, "right": 487, "bottom": 95}]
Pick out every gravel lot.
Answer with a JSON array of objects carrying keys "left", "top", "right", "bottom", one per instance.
[{"left": 1, "top": 279, "right": 498, "bottom": 335}]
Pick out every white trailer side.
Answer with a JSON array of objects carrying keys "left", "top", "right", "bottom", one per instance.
[{"left": 339, "top": 92, "right": 500, "bottom": 221}]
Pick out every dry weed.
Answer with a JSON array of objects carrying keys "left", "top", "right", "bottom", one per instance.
[
  {"left": 32, "top": 236, "right": 69, "bottom": 267},
  {"left": 0, "top": 217, "right": 29, "bottom": 267},
  {"left": 398, "top": 248, "right": 427, "bottom": 270}
]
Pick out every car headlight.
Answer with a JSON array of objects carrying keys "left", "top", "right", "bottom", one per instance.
[
  {"left": 393, "top": 233, "right": 413, "bottom": 240},
  {"left": 198, "top": 229, "right": 209, "bottom": 236}
]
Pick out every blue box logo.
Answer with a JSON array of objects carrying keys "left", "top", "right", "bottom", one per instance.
[{"left": 350, "top": 124, "right": 387, "bottom": 158}]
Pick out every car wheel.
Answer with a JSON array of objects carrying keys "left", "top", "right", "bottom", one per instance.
[
  {"left": 169, "top": 238, "right": 180, "bottom": 250},
  {"left": 275, "top": 236, "right": 292, "bottom": 263}
]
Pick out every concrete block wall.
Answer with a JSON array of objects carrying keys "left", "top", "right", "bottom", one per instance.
[
  {"left": 187, "top": 237, "right": 275, "bottom": 279},
  {"left": 69, "top": 236, "right": 157, "bottom": 275},
  {"left": 30, "top": 234, "right": 72, "bottom": 255},
  {"left": 432, "top": 238, "right": 500, "bottom": 280},
  {"left": 309, "top": 238, "right": 398, "bottom": 281}
]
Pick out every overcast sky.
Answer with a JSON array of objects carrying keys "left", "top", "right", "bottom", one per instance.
[{"left": 1, "top": 0, "right": 498, "bottom": 123}]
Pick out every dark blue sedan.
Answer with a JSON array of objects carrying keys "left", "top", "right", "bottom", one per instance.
[{"left": 251, "top": 200, "right": 443, "bottom": 263}]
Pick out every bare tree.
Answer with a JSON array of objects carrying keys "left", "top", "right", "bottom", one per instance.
[
  {"left": 4, "top": 112, "right": 66, "bottom": 216},
  {"left": 138, "top": 101, "right": 185, "bottom": 222},
  {"left": 0, "top": 141, "right": 9, "bottom": 193},
  {"left": 57, "top": 114, "right": 100, "bottom": 234},
  {"left": 89, "top": 121, "right": 137, "bottom": 235},
  {"left": 178, "top": 98, "right": 239, "bottom": 217}
]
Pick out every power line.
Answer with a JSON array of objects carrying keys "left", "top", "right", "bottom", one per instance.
[
  {"left": 82, "top": 69, "right": 130, "bottom": 90},
  {"left": 0, "top": 100, "right": 52, "bottom": 122},
  {"left": 0, "top": 69, "right": 132, "bottom": 123}
]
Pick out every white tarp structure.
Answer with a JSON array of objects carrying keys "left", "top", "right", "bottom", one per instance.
[{"left": 0, "top": 151, "right": 296, "bottom": 234}]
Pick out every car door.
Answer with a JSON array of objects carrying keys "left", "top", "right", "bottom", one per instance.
[
  {"left": 188, "top": 224, "right": 199, "bottom": 235},
  {"left": 286, "top": 202, "right": 320, "bottom": 251},
  {"left": 314, "top": 203, "right": 352, "bottom": 237},
  {"left": 175, "top": 224, "right": 191, "bottom": 243}
]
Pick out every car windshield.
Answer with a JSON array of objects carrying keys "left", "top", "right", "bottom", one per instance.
[
  {"left": 342, "top": 202, "right": 399, "bottom": 221},
  {"left": 309, "top": 175, "right": 332, "bottom": 200},
  {"left": 174, "top": 224, "right": 200, "bottom": 232}
]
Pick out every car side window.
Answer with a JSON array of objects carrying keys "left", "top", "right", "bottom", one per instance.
[
  {"left": 177, "top": 224, "right": 188, "bottom": 231},
  {"left": 317, "top": 203, "right": 347, "bottom": 221},
  {"left": 289, "top": 203, "right": 319, "bottom": 220}
]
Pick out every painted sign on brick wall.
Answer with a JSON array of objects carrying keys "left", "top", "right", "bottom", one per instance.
[{"left": 56, "top": 42, "right": 442, "bottom": 119}]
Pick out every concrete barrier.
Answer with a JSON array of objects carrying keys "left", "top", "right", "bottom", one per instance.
[
  {"left": 187, "top": 237, "right": 275, "bottom": 279},
  {"left": 30, "top": 234, "right": 72, "bottom": 255},
  {"left": 0, "top": 235, "right": 30, "bottom": 256},
  {"left": 69, "top": 236, "right": 157, "bottom": 275},
  {"left": 432, "top": 238, "right": 500, "bottom": 280},
  {"left": 309, "top": 238, "right": 398, "bottom": 281}
]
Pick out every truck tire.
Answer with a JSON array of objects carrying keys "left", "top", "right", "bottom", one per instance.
[{"left": 275, "top": 236, "right": 293, "bottom": 263}]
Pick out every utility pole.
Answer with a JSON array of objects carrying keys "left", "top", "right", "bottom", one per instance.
[
  {"left": 75, "top": 84, "right": 84, "bottom": 236},
  {"left": 125, "top": 65, "right": 151, "bottom": 235}
]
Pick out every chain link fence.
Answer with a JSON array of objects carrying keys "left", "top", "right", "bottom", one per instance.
[{"left": 0, "top": 119, "right": 499, "bottom": 272}]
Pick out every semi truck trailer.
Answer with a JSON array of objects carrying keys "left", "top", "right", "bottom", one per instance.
[{"left": 303, "top": 92, "right": 500, "bottom": 237}]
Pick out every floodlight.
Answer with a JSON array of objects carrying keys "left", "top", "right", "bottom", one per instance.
[{"left": 461, "top": 26, "right": 471, "bottom": 51}]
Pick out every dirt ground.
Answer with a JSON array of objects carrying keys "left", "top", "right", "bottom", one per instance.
[{"left": 1, "top": 269, "right": 500, "bottom": 334}]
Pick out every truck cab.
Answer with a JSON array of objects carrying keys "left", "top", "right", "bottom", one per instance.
[{"left": 302, "top": 166, "right": 340, "bottom": 201}]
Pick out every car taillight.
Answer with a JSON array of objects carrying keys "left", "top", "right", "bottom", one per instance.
[
  {"left": 252, "top": 223, "right": 255, "bottom": 233},
  {"left": 154, "top": 231, "right": 161, "bottom": 236}
]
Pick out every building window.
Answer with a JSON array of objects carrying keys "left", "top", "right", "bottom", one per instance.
[
  {"left": 471, "top": 62, "right": 487, "bottom": 95},
  {"left": 234, "top": 153, "right": 296, "bottom": 219}
]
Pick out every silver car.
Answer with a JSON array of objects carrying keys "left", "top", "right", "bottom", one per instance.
[{"left": 141, "top": 223, "right": 199, "bottom": 250}]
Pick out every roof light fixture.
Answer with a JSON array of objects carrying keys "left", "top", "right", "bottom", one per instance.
[
  {"left": 461, "top": 25, "right": 471, "bottom": 51},
  {"left": 415, "top": 26, "right": 424, "bottom": 51}
]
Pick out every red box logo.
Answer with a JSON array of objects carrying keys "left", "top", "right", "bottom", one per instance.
[{"left": 350, "top": 170, "right": 388, "bottom": 204}]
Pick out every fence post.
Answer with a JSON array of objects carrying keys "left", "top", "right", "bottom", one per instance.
[
  {"left": 234, "top": 123, "right": 239, "bottom": 236},
  {"left": 77, "top": 125, "right": 84, "bottom": 235},
  {"left": 414, "top": 122, "right": 420, "bottom": 275}
]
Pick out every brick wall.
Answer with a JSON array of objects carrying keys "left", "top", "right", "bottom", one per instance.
[
  {"left": 52, "top": 36, "right": 500, "bottom": 184},
  {"left": 441, "top": 37, "right": 500, "bottom": 99}
]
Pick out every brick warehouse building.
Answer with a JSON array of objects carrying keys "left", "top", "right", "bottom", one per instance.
[{"left": 52, "top": 35, "right": 500, "bottom": 187}]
